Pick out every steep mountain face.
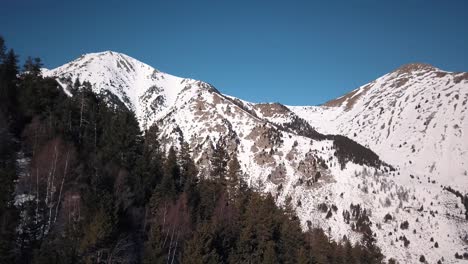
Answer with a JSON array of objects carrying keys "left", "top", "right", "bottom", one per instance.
[
  {"left": 44, "top": 53, "right": 468, "bottom": 263},
  {"left": 290, "top": 63, "right": 468, "bottom": 192}
]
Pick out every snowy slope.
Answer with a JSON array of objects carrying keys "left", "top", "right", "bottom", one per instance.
[
  {"left": 290, "top": 63, "right": 468, "bottom": 263},
  {"left": 290, "top": 63, "right": 468, "bottom": 193},
  {"left": 44, "top": 54, "right": 468, "bottom": 263}
]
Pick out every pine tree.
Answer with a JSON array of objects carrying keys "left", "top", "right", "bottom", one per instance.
[
  {"left": 0, "top": 48, "right": 19, "bottom": 126},
  {"left": 179, "top": 141, "right": 198, "bottom": 191},
  {"left": 344, "top": 239, "right": 356, "bottom": 264},
  {"left": 0, "top": 126, "right": 18, "bottom": 264},
  {"left": 160, "top": 147, "right": 179, "bottom": 197},
  {"left": 2, "top": 49, "right": 18, "bottom": 83},
  {"left": 278, "top": 215, "right": 303, "bottom": 263},
  {"left": 23, "top": 56, "right": 43, "bottom": 76},
  {"left": 0, "top": 36, "right": 5, "bottom": 62},
  {"left": 262, "top": 241, "right": 277, "bottom": 264},
  {"left": 70, "top": 77, "right": 81, "bottom": 95},
  {"left": 0, "top": 39, "right": 19, "bottom": 263},
  {"left": 134, "top": 124, "right": 163, "bottom": 204},
  {"left": 143, "top": 219, "right": 167, "bottom": 264},
  {"left": 80, "top": 194, "right": 116, "bottom": 257},
  {"left": 182, "top": 223, "right": 220, "bottom": 264},
  {"left": 360, "top": 223, "right": 383, "bottom": 264},
  {"left": 210, "top": 141, "right": 228, "bottom": 184},
  {"left": 226, "top": 154, "right": 241, "bottom": 200},
  {"left": 297, "top": 246, "right": 311, "bottom": 264}
]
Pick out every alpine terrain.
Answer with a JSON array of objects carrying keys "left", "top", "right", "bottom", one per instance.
[{"left": 39, "top": 51, "right": 468, "bottom": 263}]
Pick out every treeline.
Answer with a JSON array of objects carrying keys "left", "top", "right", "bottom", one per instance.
[
  {"left": 0, "top": 36, "right": 384, "bottom": 263},
  {"left": 330, "top": 135, "right": 385, "bottom": 170}
]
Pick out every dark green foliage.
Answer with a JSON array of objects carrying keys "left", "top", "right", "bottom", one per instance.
[
  {"left": 277, "top": 114, "right": 325, "bottom": 140},
  {"left": 180, "top": 141, "right": 198, "bottom": 191},
  {"left": 133, "top": 124, "right": 163, "bottom": 205},
  {"left": 330, "top": 135, "right": 383, "bottom": 169},
  {"left": 210, "top": 141, "right": 229, "bottom": 183},
  {"left": 384, "top": 213, "right": 392, "bottom": 222},
  {"left": 0, "top": 41, "right": 20, "bottom": 134},
  {"left": 160, "top": 146, "right": 180, "bottom": 198},
  {"left": 0, "top": 117, "right": 19, "bottom": 263},
  {"left": 0, "top": 37, "right": 19, "bottom": 264},
  {"left": 143, "top": 172, "right": 384, "bottom": 263},
  {"left": 400, "top": 220, "right": 409, "bottom": 230},
  {"left": 419, "top": 255, "right": 425, "bottom": 262},
  {"left": 23, "top": 56, "right": 43, "bottom": 76},
  {"left": 226, "top": 155, "right": 243, "bottom": 201}
]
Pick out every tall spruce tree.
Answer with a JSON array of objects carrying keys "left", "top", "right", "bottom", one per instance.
[
  {"left": 23, "top": 56, "right": 43, "bottom": 76},
  {"left": 0, "top": 38, "right": 19, "bottom": 263},
  {"left": 210, "top": 141, "right": 228, "bottom": 183},
  {"left": 226, "top": 154, "right": 241, "bottom": 200},
  {"left": 0, "top": 117, "right": 18, "bottom": 264},
  {"left": 161, "top": 147, "right": 179, "bottom": 197},
  {"left": 179, "top": 141, "right": 198, "bottom": 191},
  {"left": 0, "top": 47, "right": 19, "bottom": 127}
]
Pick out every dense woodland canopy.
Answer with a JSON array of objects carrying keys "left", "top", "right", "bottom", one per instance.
[{"left": 0, "top": 36, "right": 385, "bottom": 264}]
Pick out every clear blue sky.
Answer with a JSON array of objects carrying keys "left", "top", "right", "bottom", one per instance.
[{"left": 1, "top": 0, "right": 467, "bottom": 105}]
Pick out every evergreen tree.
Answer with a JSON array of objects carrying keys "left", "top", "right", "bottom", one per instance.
[
  {"left": 179, "top": 141, "right": 198, "bottom": 191},
  {"left": 134, "top": 124, "right": 163, "bottom": 205},
  {"left": 0, "top": 47, "right": 19, "bottom": 128},
  {"left": 344, "top": 239, "right": 356, "bottom": 264},
  {"left": 160, "top": 147, "right": 179, "bottom": 197},
  {"left": 210, "top": 141, "right": 228, "bottom": 183},
  {"left": 182, "top": 223, "right": 220, "bottom": 264},
  {"left": 360, "top": 223, "right": 383, "bottom": 264},
  {"left": 262, "top": 240, "right": 278, "bottom": 264},
  {"left": 297, "top": 247, "right": 311, "bottom": 264},
  {"left": 0, "top": 36, "right": 5, "bottom": 62},
  {"left": 0, "top": 38, "right": 19, "bottom": 264},
  {"left": 226, "top": 154, "right": 241, "bottom": 200},
  {"left": 143, "top": 223, "right": 166, "bottom": 264},
  {"left": 0, "top": 119, "right": 18, "bottom": 264},
  {"left": 23, "top": 56, "right": 43, "bottom": 76},
  {"left": 2, "top": 49, "right": 18, "bottom": 83}
]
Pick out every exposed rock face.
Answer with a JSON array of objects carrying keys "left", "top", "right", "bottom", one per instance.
[{"left": 253, "top": 103, "right": 291, "bottom": 117}]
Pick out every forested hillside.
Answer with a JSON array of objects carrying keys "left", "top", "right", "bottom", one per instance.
[{"left": 0, "top": 37, "right": 385, "bottom": 263}]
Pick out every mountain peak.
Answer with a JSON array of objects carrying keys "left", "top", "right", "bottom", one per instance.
[
  {"left": 394, "top": 62, "right": 437, "bottom": 74},
  {"left": 44, "top": 51, "right": 217, "bottom": 130},
  {"left": 72, "top": 50, "right": 148, "bottom": 71},
  {"left": 79, "top": 50, "right": 127, "bottom": 58}
]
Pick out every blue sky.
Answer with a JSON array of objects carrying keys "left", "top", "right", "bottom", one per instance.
[{"left": 1, "top": 0, "right": 467, "bottom": 105}]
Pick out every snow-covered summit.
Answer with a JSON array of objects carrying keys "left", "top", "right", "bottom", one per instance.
[{"left": 43, "top": 51, "right": 214, "bottom": 129}]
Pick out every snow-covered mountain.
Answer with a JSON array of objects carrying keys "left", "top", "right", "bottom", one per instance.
[
  {"left": 43, "top": 51, "right": 212, "bottom": 129},
  {"left": 43, "top": 52, "right": 468, "bottom": 263},
  {"left": 290, "top": 63, "right": 468, "bottom": 193}
]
